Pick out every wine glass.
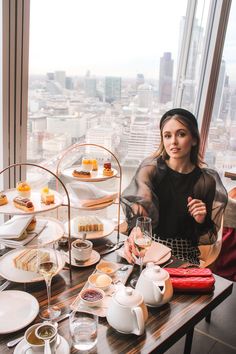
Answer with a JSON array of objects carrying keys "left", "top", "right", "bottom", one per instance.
[
  {"left": 130, "top": 216, "right": 152, "bottom": 288},
  {"left": 37, "top": 243, "right": 62, "bottom": 320}
]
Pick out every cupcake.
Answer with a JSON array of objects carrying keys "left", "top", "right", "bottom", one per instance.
[{"left": 16, "top": 181, "right": 31, "bottom": 198}]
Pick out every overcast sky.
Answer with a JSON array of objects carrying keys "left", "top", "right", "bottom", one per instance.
[{"left": 29, "top": 0, "right": 236, "bottom": 81}]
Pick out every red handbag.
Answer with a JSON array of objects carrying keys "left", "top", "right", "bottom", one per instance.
[{"left": 165, "top": 268, "right": 215, "bottom": 293}]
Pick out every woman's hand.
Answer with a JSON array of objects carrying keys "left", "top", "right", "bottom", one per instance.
[
  {"left": 187, "top": 196, "right": 207, "bottom": 224},
  {"left": 124, "top": 228, "right": 140, "bottom": 264}
]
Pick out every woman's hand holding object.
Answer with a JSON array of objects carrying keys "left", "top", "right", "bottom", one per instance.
[{"left": 187, "top": 196, "right": 207, "bottom": 224}]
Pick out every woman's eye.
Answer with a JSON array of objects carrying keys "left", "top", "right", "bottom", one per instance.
[
  {"left": 178, "top": 132, "right": 186, "bottom": 137},
  {"left": 164, "top": 134, "right": 171, "bottom": 139}
]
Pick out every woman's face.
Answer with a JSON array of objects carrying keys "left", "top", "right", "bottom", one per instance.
[{"left": 162, "top": 117, "right": 196, "bottom": 161}]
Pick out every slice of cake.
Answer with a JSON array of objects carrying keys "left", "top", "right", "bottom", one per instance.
[
  {"left": 41, "top": 187, "right": 55, "bottom": 205},
  {"left": 77, "top": 216, "right": 104, "bottom": 232},
  {"left": 72, "top": 170, "right": 91, "bottom": 178},
  {"left": 13, "top": 249, "right": 49, "bottom": 272},
  {"left": 13, "top": 196, "right": 34, "bottom": 212}
]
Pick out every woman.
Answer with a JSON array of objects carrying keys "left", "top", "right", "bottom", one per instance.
[{"left": 122, "top": 108, "right": 227, "bottom": 265}]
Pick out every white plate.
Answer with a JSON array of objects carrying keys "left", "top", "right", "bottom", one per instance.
[
  {"left": 14, "top": 335, "right": 70, "bottom": 354},
  {"left": 155, "top": 251, "right": 172, "bottom": 265},
  {"left": 61, "top": 166, "right": 118, "bottom": 182},
  {"left": 1, "top": 217, "right": 65, "bottom": 249},
  {"left": 0, "top": 249, "right": 65, "bottom": 283},
  {"left": 64, "top": 249, "right": 100, "bottom": 267},
  {"left": 0, "top": 290, "right": 39, "bottom": 334},
  {"left": 0, "top": 189, "right": 63, "bottom": 215},
  {"left": 64, "top": 217, "right": 115, "bottom": 240}
]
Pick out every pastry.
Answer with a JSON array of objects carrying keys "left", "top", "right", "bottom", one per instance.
[
  {"left": 0, "top": 192, "right": 8, "bottom": 206},
  {"left": 77, "top": 216, "right": 104, "bottom": 232},
  {"left": 103, "top": 162, "right": 114, "bottom": 176},
  {"left": 16, "top": 181, "right": 31, "bottom": 198},
  {"left": 13, "top": 249, "right": 49, "bottom": 272},
  {"left": 41, "top": 187, "right": 55, "bottom": 205},
  {"left": 26, "top": 217, "right": 37, "bottom": 232},
  {"left": 82, "top": 158, "right": 93, "bottom": 171},
  {"left": 13, "top": 196, "right": 34, "bottom": 212},
  {"left": 72, "top": 170, "right": 91, "bottom": 178},
  {"left": 92, "top": 159, "right": 98, "bottom": 171}
]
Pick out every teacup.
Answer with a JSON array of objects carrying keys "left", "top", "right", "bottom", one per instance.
[
  {"left": 25, "top": 323, "right": 58, "bottom": 353},
  {"left": 71, "top": 239, "right": 93, "bottom": 261}
]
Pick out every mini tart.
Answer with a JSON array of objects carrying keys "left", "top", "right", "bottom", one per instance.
[
  {"left": 0, "top": 192, "right": 8, "bottom": 206},
  {"left": 41, "top": 187, "right": 55, "bottom": 205},
  {"left": 17, "top": 181, "right": 31, "bottom": 198},
  {"left": 103, "top": 168, "right": 114, "bottom": 176},
  {"left": 72, "top": 170, "right": 91, "bottom": 178}
]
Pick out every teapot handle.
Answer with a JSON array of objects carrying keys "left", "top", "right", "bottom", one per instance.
[
  {"left": 153, "top": 280, "right": 165, "bottom": 301},
  {"left": 132, "top": 306, "right": 145, "bottom": 336}
]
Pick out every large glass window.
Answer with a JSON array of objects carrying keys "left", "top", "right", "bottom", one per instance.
[
  {"left": 206, "top": 0, "right": 236, "bottom": 184},
  {"left": 28, "top": 0, "right": 189, "bottom": 188}
]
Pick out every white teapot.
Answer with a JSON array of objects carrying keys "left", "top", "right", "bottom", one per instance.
[
  {"left": 106, "top": 286, "right": 148, "bottom": 335},
  {"left": 136, "top": 262, "right": 173, "bottom": 307}
]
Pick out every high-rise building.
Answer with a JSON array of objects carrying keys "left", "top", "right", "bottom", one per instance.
[
  {"left": 136, "top": 73, "right": 145, "bottom": 89},
  {"left": 137, "top": 84, "right": 153, "bottom": 109},
  {"left": 54, "top": 71, "right": 66, "bottom": 88},
  {"left": 84, "top": 77, "right": 97, "bottom": 97},
  {"left": 104, "top": 77, "right": 121, "bottom": 103},
  {"left": 65, "top": 76, "right": 74, "bottom": 90},
  {"left": 159, "top": 52, "right": 174, "bottom": 104}
]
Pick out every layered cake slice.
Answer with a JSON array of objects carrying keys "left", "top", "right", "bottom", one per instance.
[
  {"left": 41, "top": 187, "right": 55, "bottom": 205},
  {"left": 13, "top": 249, "right": 49, "bottom": 272},
  {"left": 72, "top": 170, "right": 91, "bottom": 178},
  {"left": 77, "top": 216, "right": 104, "bottom": 232}
]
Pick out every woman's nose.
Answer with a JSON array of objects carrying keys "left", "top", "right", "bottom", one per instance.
[{"left": 171, "top": 135, "right": 177, "bottom": 144}]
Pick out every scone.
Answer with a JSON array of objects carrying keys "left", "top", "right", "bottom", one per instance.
[{"left": 0, "top": 192, "right": 8, "bottom": 206}]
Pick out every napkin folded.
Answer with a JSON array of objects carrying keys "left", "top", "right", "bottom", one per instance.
[
  {"left": 118, "top": 241, "right": 171, "bottom": 265},
  {"left": 0, "top": 215, "right": 33, "bottom": 239},
  {"left": 65, "top": 182, "right": 118, "bottom": 207},
  {"left": 0, "top": 219, "right": 48, "bottom": 247}
]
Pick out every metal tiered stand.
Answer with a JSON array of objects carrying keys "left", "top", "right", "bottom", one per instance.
[
  {"left": 0, "top": 162, "right": 73, "bottom": 282},
  {"left": 56, "top": 143, "right": 122, "bottom": 246}
]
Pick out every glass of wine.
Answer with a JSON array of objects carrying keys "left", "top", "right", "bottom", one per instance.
[
  {"left": 37, "top": 242, "right": 62, "bottom": 320},
  {"left": 130, "top": 216, "right": 152, "bottom": 288}
]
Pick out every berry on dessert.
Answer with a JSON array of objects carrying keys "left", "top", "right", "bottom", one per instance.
[
  {"left": 103, "top": 162, "right": 114, "bottom": 176},
  {"left": 0, "top": 192, "right": 8, "bottom": 206},
  {"left": 13, "top": 196, "right": 34, "bottom": 212},
  {"left": 72, "top": 169, "right": 91, "bottom": 178},
  {"left": 16, "top": 181, "right": 31, "bottom": 198},
  {"left": 41, "top": 187, "right": 55, "bottom": 205}
]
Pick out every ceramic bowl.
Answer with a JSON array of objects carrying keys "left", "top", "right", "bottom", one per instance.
[
  {"left": 88, "top": 273, "right": 112, "bottom": 290},
  {"left": 79, "top": 288, "right": 105, "bottom": 307},
  {"left": 96, "top": 261, "right": 118, "bottom": 276}
]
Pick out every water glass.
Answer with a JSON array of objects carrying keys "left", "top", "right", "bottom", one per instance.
[{"left": 69, "top": 311, "right": 98, "bottom": 351}]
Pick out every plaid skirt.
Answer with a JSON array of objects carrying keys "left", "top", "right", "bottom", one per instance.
[{"left": 153, "top": 236, "right": 200, "bottom": 266}]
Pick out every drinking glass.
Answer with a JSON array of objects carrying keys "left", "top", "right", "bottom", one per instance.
[
  {"left": 37, "top": 243, "right": 62, "bottom": 320},
  {"left": 130, "top": 216, "right": 152, "bottom": 288},
  {"left": 69, "top": 311, "right": 98, "bottom": 351}
]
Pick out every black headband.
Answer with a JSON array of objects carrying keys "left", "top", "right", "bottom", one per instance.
[{"left": 160, "top": 108, "right": 198, "bottom": 129}]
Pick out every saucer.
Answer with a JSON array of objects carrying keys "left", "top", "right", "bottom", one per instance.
[
  {"left": 14, "top": 335, "right": 69, "bottom": 354},
  {"left": 64, "top": 249, "right": 100, "bottom": 267}
]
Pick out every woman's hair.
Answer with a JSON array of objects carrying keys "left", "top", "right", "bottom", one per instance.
[{"left": 154, "top": 108, "right": 205, "bottom": 167}]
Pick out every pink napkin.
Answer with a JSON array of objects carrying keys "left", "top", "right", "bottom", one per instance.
[{"left": 118, "top": 241, "right": 171, "bottom": 265}]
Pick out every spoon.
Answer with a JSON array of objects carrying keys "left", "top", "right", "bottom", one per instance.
[
  {"left": 82, "top": 232, "right": 87, "bottom": 241},
  {"left": 35, "top": 324, "right": 56, "bottom": 354}
]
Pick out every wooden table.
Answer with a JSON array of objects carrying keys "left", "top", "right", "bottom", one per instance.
[{"left": 0, "top": 233, "right": 233, "bottom": 354}]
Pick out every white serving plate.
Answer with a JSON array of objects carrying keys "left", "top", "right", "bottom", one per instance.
[
  {"left": 61, "top": 166, "right": 118, "bottom": 182},
  {"left": 0, "top": 189, "right": 63, "bottom": 215},
  {"left": 64, "top": 217, "right": 115, "bottom": 240},
  {"left": 0, "top": 290, "right": 39, "bottom": 334},
  {"left": 0, "top": 249, "right": 65, "bottom": 283}
]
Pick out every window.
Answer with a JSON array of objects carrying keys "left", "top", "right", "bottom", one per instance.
[
  {"left": 206, "top": 0, "right": 235, "bottom": 184},
  {"left": 28, "top": 0, "right": 190, "bottom": 188}
]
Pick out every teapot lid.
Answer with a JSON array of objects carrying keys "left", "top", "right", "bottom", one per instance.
[
  {"left": 143, "top": 262, "right": 169, "bottom": 281},
  {"left": 115, "top": 286, "right": 143, "bottom": 306}
]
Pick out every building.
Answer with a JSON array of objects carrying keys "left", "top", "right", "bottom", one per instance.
[
  {"left": 104, "top": 77, "right": 121, "bottom": 103},
  {"left": 159, "top": 52, "right": 174, "bottom": 104}
]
